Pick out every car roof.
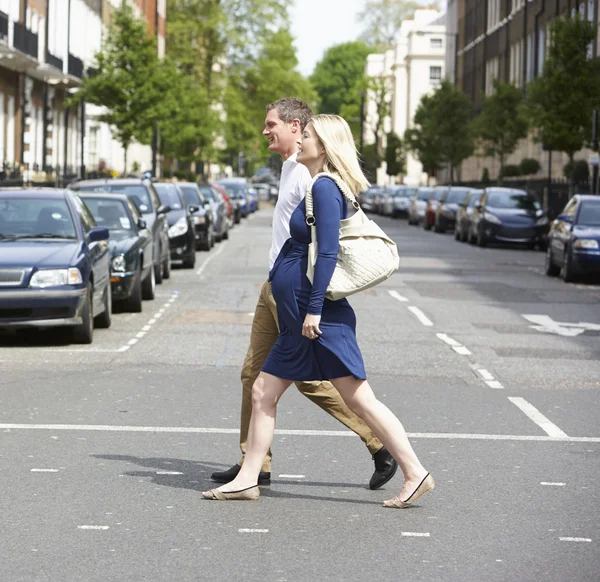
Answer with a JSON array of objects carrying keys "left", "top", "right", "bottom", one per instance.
[
  {"left": 74, "top": 178, "right": 149, "bottom": 187},
  {"left": 575, "top": 194, "right": 600, "bottom": 201},
  {"left": 78, "top": 191, "right": 130, "bottom": 202},
  {"left": 485, "top": 187, "right": 528, "bottom": 194},
  {"left": 0, "top": 188, "right": 68, "bottom": 198}
]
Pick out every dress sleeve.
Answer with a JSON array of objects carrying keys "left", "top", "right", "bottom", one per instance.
[{"left": 308, "top": 178, "right": 344, "bottom": 315}]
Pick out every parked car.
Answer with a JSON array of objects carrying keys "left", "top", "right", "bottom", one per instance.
[
  {"left": 174, "top": 182, "right": 214, "bottom": 251},
  {"left": 0, "top": 189, "right": 110, "bottom": 343},
  {"left": 215, "top": 181, "right": 249, "bottom": 218},
  {"left": 199, "top": 184, "right": 229, "bottom": 241},
  {"left": 434, "top": 187, "right": 472, "bottom": 233},
  {"left": 387, "top": 186, "right": 416, "bottom": 218},
  {"left": 408, "top": 187, "right": 434, "bottom": 225},
  {"left": 79, "top": 192, "right": 154, "bottom": 311},
  {"left": 212, "top": 183, "right": 240, "bottom": 225},
  {"left": 545, "top": 194, "right": 600, "bottom": 281},
  {"left": 455, "top": 189, "right": 483, "bottom": 242},
  {"left": 154, "top": 183, "right": 197, "bottom": 268},
  {"left": 423, "top": 186, "right": 448, "bottom": 230},
  {"left": 359, "top": 187, "right": 381, "bottom": 213},
  {"left": 72, "top": 178, "right": 171, "bottom": 282},
  {"left": 469, "top": 187, "right": 548, "bottom": 248}
]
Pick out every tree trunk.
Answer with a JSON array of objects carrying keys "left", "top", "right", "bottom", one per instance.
[
  {"left": 498, "top": 154, "right": 504, "bottom": 186},
  {"left": 123, "top": 143, "right": 129, "bottom": 177},
  {"left": 568, "top": 152, "right": 575, "bottom": 199}
]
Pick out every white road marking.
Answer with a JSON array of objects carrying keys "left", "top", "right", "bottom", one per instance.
[
  {"left": 541, "top": 482, "right": 565, "bottom": 486},
  {"left": 239, "top": 529, "right": 268, "bottom": 533},
  {"left": 118, "top": 345, "right": 130, "bottom": 353},
  {"left": 147, "top": 318, "right": 157, "bottom": 325},
  {"left": 136, "top": 332, "right": 146, "bottom": 339},
  {"left": 388, "top": 290, "right": 409, "bottom": 302},
  {"left": 559, "top": 537, "right": 592, "bottom": 543},
  {"left": 30, "top": 468, "right": 59, "bottom": 472},
  {"left": 486, "top": 380, "right": 504, "bottom": 389},
  {"left": 196, "top": 242, "right": 226, "bottom": 276},
  {"left": 142, "top": 325, "right": 151, "bottom": 331},
  {"left": 78, "top": 525, "right": 109, "bottom": 530},
  {"left": 452, "top": 345, "right": 472, "bottom": 355},
  {"left": 407, "top": 306, "right": 433, "bottom": 327},
  {"left": 278, "top": 474, "right": 306, "bottom": 479},
  {"left": 401, "top": 532, "right": 430, "bottom": 537},
  {"left": 156, "top": 471, "right": 183, "bottom": 475},
  {"left": 522, "top": 314, "right": 600, "bottom": 337},
  {"left": 508, "top": 397, "right": 568, "bottom": 438},
  {"left": 2, "top": 423, "right": 597, "bottom": 442},
  {"left": 436, "top": 333, "right": 461, "bottom": 347},
  {"left": 127, "top": 338, "right": 138, "bottom": 346},
  {"left": 477, "top": 369, "right": 495, "bottom": 381}
]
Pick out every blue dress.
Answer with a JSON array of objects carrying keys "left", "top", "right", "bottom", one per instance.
[{"left": 262, "top": 177, "right": 367, "bottom": 381}]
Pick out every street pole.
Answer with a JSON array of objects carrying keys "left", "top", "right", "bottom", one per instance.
[{"left": 592, "top": 109, "right": 598, "bottom": 194}]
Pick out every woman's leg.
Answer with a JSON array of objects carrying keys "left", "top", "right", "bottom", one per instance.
[
  {"left": 204, "top": 372, "right": 292, "bottom": 493},
  {"left": 330, "top": 376, "right": 429, "bottom": 501}
]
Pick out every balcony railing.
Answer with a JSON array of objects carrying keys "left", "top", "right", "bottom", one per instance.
[
  {"left": 13, "top": 21, "right": 38, "bottom": 59},
  {"left": 46, "top": 51, "right": 63, "bottom": 71},
  {"left": 68, "top": 53, "right": 84, "bottom": 78},
  {"left": 0, "top": 11, "right": 8, "bottom": 40}
]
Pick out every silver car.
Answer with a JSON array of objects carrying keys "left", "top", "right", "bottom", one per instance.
[
  {"left": 408, "top": 187, "right": 434, "bottom": 225},
  {"left": 386, "top": 186, "right": 417, "bottom": 218}
]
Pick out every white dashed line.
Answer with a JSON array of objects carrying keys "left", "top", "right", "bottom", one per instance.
[
  {"left": 476, "top": 369, "right": 495, "bottom": 381},
  {"left": 78, "top": 525, "right": 109, "bottom": 530},
  {"left": 452, "top": 345, "right": 472, "bottom": 355},
  {"left": 508, "top": 397, "right": 568, "bottom": 438},
  {"left": 127, "top": 338, "right": 138, "bottom": 346},
  {"left": 486, "top": 380, "right": 504, "bottom": 389},
  {"left": 559, "top": 537, "right": 592, "bottom": 543},
  {"left": 30, "top": 468, "right": 59, "bottom": 472},
  {"left": 196, "top": 242, "right": 226, "bottom": 276},
  {"left": 541, "top": 482, "right": 565, "bottom": 486},
  {"left": 407, "top": 306, "right": 433, "bottom": 327},
  {"left": 156, "top": 471, "right": 183, "bottom": 475},
  {"left": 401, "top": 532, "right": 430, "bottom": 537},
  {"left": 388, "top": 290, "right": 409, "bottom": 302},
  {"left": 436, "top": 333, "right": 461, "bottom": 347},
  {"left": 278, "top": 474, "right": 306, "bottom": 479},
  {"left": 239, "top": 529, "right": 268, "bottom": 533}
]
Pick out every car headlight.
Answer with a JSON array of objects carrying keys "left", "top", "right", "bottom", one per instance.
[
  {"left": 483, "top": 212, "right": 502, "bottom": 225},
  {"left": 535, "top": 216, "right": 548, "bottom": 226},
  {"left": 574, "top": 239, "right": 599, "bottom": 249},
  {"left": 168, "top": 217, "right": 188, "bottom": 238},
  {"left": 193, "top": 215, "right": 206, "bottom": 225},
  {"left": 30, "top": 268, "right": 82, "bottom": 287},
  {"left": 440, "top": 206, "right": 454, "bottom": 217},
  {"left": 112, "top": 255, "right": 126, "bottom": 273}
]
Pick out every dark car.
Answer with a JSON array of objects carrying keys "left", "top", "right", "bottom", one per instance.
[
  {"left": 176, "top": 182, "right": 214, "bottom": 251},
  {"left": 469, "top": 187, "right": 548, "bottom": 248},
  {"left": 198, "top": 184, "right": 229, "bottom": 242},
  {"left": 0, "top": 189, "right": 110, "bottom": 343},
  {"left": 154, "top": 183, "right": 197, "bottom": 268},
  {"left": 79, "top": 193, "right": 154, "bottom": 312},
  {"left": 423, "top": 186, "right": 448, "bottom": 231},
  {"left": 455, "top": 189, "right": 483, "bottom": 242},
  {"left": 434, "top": 187, "right": 472, "bottom": 233},
  {"left": 545, "top": 194, "right": 600, "bottom": 282},
  {"left": 72, "top": 179, "right": 171, "bottom": 282}
]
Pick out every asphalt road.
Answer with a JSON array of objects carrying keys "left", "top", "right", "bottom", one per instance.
[{"left": 1, "top": 207, "right": 599, "bottom": 582}]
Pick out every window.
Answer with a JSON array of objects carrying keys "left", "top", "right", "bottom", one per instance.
[
  {"left": 430, "top": 38, "right": 443, "bottom": 49},
  {"left": 429, "top": 66, "right": 442, "bottom": 82},
  {"left": 537, "top": 27, "right": 545, "bottom": 75},
  {"left": 485, "top": 58, "right": 499, "bottom": 95},
  {"left": 88, "top": 127, "right": 98, "bottom": 168}
]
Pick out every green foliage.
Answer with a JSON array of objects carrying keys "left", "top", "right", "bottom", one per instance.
[
  {"left": 520, "top": 158, "right": 541, "bottom": 175},
  {"left": 362, "top": 143, "right": 381, "bottom": 183},
  {"left": 474, "top": 80, "right": 528, "bottom": 181},
  {"left": 310, "top": 42, "right": 371, "bottom": 138},
  {"left": 563, "top": 159, "right": 589, "bottom": 182},
  {"left": 404, "top": 80, "right": 474, "bottom": 180},
  {"left": 500, "top": 164, "right": 522, "bottom": 178},
  {"left": 385, "top": 132, "right": 405, "bottom": 176},
  {"left": 481, "top": 167, "right": 490, "bottom": 183}
]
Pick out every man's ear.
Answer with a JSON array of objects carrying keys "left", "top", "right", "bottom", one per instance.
[{"left": 290, "top": 119, "right": 301, "bottom": 133}]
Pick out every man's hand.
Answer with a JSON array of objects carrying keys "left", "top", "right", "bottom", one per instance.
[{"left": 302, "top": 314, "right": 322, "bottom": 340}]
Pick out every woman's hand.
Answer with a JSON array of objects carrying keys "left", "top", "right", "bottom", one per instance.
[{"left": 302, "top": 314, "right": 322, "bottom": 340}]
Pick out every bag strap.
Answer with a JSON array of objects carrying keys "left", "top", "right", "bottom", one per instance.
[{"left": 305, "top": 172, "right": 361, "bottom": 226}]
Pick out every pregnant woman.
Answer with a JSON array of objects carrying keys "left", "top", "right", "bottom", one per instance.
[{"left": 203, "top": 115, "right": 433, "bottom": 508}]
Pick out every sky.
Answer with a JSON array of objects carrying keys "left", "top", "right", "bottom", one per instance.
[{"left": 290, "top": 0, "right": 366, "bottom": 77}]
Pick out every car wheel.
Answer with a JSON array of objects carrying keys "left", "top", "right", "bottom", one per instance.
[
  {"left": 477, "top": 226, "right": 487, "bottom": 247},
  {"left": 162, "top": 254, "right": 171, "bottom": 280},
  {"left": 562, "top": 246, "right": 577, "bottom": 282},
  {"left": 126, "top": 269, "right": 143, "bottom": 313},
  {"left": 95, "top": 285, "right": 112, "bottom": 329},
  {"left": 222, "top": 227, "right": 229, "bottom": 240},
  {"left": 461, "top": 227, "right": 468, "bottom": 243},
  {"left": 183, "top": 252, "right": 196, "bottom": 269},
  {"left": 73, "top": 285, "right": 94, "bottom": 344},
  {"left": 423, "top": 220, "right": 432, "bottom": 231},
  {"left": 545, "top": 246, "right": 560, "bottom": 277},
  {"left": 142, "top": 265, "right": 156, "bottom": 300},
  {"left": 155, "top": 255, "right": 163, "bottom": 285},
  {"left": 209, "top": 233, "right": 215, "bottom": 248},
  {"left": 454, "top": 228, "right": 460, "bottom": 241}
]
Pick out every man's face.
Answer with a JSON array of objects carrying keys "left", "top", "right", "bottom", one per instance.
[{"left": 262, "top": 108, "right": 298, "bottom": 156}]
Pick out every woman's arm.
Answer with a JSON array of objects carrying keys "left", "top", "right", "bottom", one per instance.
[{"left": 307, "top": 177, "right": 344, "bottom": 315}]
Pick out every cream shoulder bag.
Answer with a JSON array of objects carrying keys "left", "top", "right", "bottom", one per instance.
[{"left": 305, "top": 172, "right": 400, "bottom": 301}]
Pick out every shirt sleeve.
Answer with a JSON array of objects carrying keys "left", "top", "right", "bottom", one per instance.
[{"left": 308, "top": 178, "right": 344, "bottom": 315}]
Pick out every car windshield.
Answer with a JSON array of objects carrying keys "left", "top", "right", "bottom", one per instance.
[
  {"left": 433, "top": 189, "right": 445, "bottom": 201},
  {"left": 578, "top": 200, "right": 600, "bottom": 226},
  {"left": 154, "top": 184, "right": 183, "bottom": 210},
  {"left": 446, "top": 189, "right": 470, "bottom": 204},
  {"left": 0, "top": 196, "right": 77, "bottom": 239},
  {"left": 487, "top": 191, "right": 540, "bottom": 210},
  {"left": 78, "top": 184, "right": 153, "bottom": 214},
  {"left": 179, "top": 185, "right": 203, "bottom": 206},
  {"left": 467, "top": 193, "right": 483, "bottom": 207},
  {"left": 393, "top": 188, "right": 416, "bottom": 198},
  {"left": 418, "top": 189, "right": 433, "bottom": 201},
  {"left": 83, "top": 198, "right": 135, "bottom": 232},
  {"left": 199, "top": 186, "right": 216, "bottom": 202}
]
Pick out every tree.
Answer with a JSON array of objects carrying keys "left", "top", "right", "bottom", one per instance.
[
  {"left": 474, "top": 80, "right": 528, "bottom": 184},
  {"left": 520, "top": 158, "right": 541, "bottom": 176},
  {"left": 357, "top": 0, "right": 424, "bottom": 51},
  {"left": 527, "top": 14, "right": 600, "bottom": 195},
  {"left": 73, "top": 4, "right": 164, "bottom": 172},
  {"left": 310, "top": 42, "right": 371, "bottom": 138},
  {"left": 366, "top": 75, "right": 392, "bottom": 157},
  {"left": 385, "top": 132, "right": 405, "bottom": 177}
]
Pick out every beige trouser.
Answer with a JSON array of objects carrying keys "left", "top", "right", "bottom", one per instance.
[{"left": 239, "top": 280, "right": 383, "bottom": 472}]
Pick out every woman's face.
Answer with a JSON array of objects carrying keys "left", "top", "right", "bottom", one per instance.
[{"left": 296, "top": 122, "right": 325, "bottom": 167}]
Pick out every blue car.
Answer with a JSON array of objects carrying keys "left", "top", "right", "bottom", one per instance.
[
  {"left": 0, "top": 189, "right": 111, "bottom": 343},
  {"left": 545, "top": 194, "right": 600, "bottom": 282}
]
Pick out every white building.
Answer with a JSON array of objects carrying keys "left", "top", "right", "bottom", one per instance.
[{"left": 364, "top": 9, "right": 446, "bottom": 186}]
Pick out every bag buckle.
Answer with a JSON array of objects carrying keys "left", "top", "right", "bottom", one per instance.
[{"left": 306, "top": 216, "right": 316, "bottom": 226}]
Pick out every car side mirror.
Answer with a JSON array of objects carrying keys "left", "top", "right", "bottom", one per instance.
[
  {"left": 204, "top": 202, "right": 211, "bottom": 210},
  {"left": 157, "top": 205, "right": 171, "bottom": 215},
  {"left": 475, "top": 204, "right": 483, "bottom": 212},
  {"left": 137, "top": 218, "right": 147, "bottom": 230},
  {"left": 89, "top": 226, "right": 109, "bottom": 242},
  {"left": 557, "top": 213, "right": 572, "bottom": 223},
  {"left": 188, "top": 205, "right": 200, "bottom": 214}
]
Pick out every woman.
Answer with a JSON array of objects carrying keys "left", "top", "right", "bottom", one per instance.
[{"left": 203, "top": 115, "right": 433, "bottom": 508}]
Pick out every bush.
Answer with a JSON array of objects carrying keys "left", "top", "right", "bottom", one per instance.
[
  {"left": 501, "top": 164, "right": 522, "bottom": 178},
  {"left": 563, "top": 159, "right": 589, "bottom": 182},
  {"left": 520, "top": 158, "right": 541, "bottom": 175},
  {"left": 481, "top": 167, "right": 490, "bottom": 183}
]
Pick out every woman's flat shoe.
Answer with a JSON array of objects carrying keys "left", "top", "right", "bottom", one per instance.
[
  {"left": 383, "top": 473, "right": 434, "bottom": 509},
  {"left": 201, "top": 485, "right": 260, "bottom": 501}
]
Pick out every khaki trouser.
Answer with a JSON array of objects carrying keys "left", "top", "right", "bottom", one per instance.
[{"left": 239, "top": 280, "right": 383, "bottom": 472}]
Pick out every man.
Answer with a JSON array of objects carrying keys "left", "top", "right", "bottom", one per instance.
[{"left": 211, "top": 98, "right": 397, "bottom": 489}]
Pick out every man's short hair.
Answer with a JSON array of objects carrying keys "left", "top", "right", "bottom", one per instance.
[{"left": 266, "top": 98, "right": 313, "bottom": 130}]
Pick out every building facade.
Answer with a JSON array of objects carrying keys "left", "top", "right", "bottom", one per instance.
[{"left": 0, "top": 0, "right": 165, "bottom": 184}]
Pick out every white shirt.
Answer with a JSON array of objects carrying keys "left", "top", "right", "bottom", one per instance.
[{"left": 269, "top": 152, "right": 312, "bottom": 269}]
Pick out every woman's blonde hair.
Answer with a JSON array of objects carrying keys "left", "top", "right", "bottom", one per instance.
[{"left": 310, "top": 114, "right": 371, "bottom": 194}]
